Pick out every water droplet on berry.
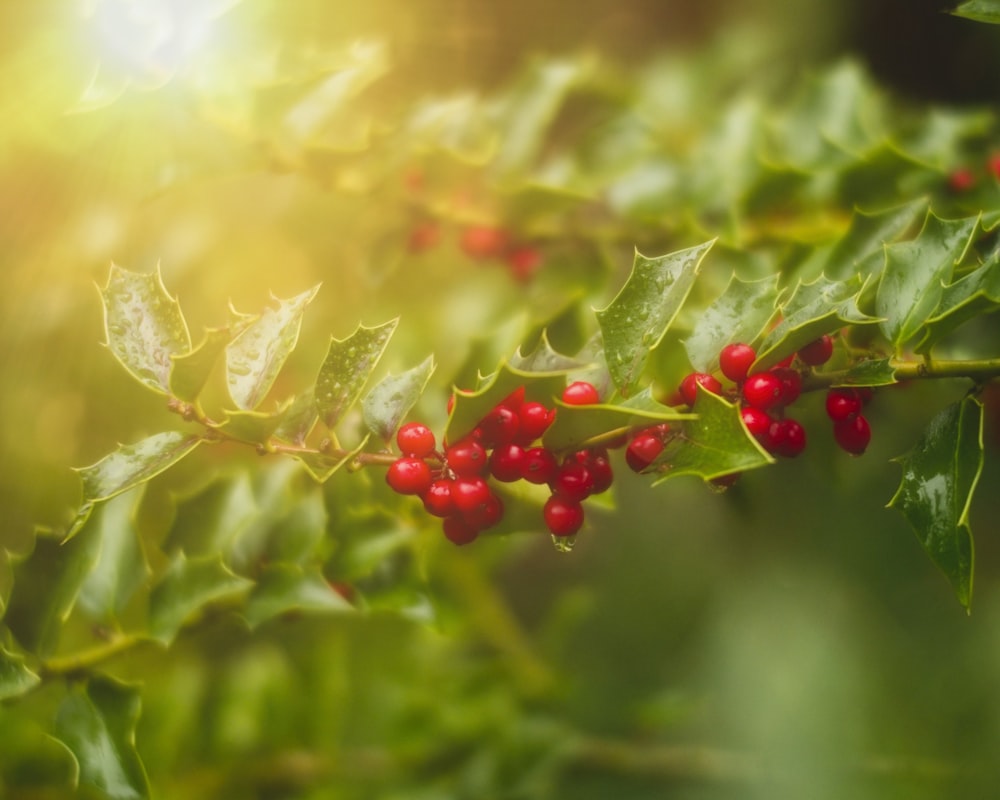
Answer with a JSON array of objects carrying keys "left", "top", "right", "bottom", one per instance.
[{"left": 550, "top": 534, "right": 577, "bottom": 553}]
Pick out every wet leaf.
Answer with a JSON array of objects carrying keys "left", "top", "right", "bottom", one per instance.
[
  {"left": 100, "top": 264, "right": 191, "bottom": 394},
  {"left": 597, "top": 241, "right": 715, "bottom": 395},
  {"left": 914, "top": 254, "right": 1000, "bottom": 353},
  {"left": 821, "top": 198, "right": 927, "bottom": 281},
  {"left": 54, "top": 676, "right": 150, "bottom": 800},
  {"left": 315, "top": 319, "right": 398, "bottom": 429},
  {"left": 214, "top": 401, "right": 293, "bottom": 445},
  {"left": 888, "top": 397, "right": 983, "bottom": 611},
  {"left": 168, "top": 327, "right": 233, "bottom": 403},
  {"left": 272, "top": 387, "right": 319, "bottom": 445},
  {"left": 243, "top": 564, "right": 353, "bottom": 629},
  {"left": 510, "top": 331, "right": 590, "bottom": 373},
  {"left": 226, "top": 285, "right": 320, "bottom": 411},
  {"left": 684, "top": 275, "right": 779, "bottom": 372},
  {"left": 0, "top": 645, "right": 40, "bottom": 701},
  {"left": 362, "top": 355, "right": 435, "bottom": 442},
  {"left": 839, "top": 357, "right": 899, "bottom": 387}
]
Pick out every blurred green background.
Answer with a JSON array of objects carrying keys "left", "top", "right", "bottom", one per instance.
[{"left": 2, "top": 1, "right": 1000, "bottom": 798}]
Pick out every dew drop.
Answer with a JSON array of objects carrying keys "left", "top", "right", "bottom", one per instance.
[
  {"left": 551, "top": 534, "right": 577, "bottom": 553},
  {"left": 229, "top": 362, "right": 252, "bottom": 376}
]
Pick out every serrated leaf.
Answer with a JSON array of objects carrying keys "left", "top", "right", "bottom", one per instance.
[
  {"left": 163, "top": 472, "right": 258, "bottom": 557},
  {"left": 362, "top": 355, "right": 435, "bottom": 441},
  {"left": 77, "top": 490, "right": 149, "bottom": 623},
  {"left": 168, "top": 326, "right": 232, "bottom": 403},
  {"left": 510, "top": 331, "right": 590, "bottom": 373},
  {"left": 914, "top": 254, "right": 1000, "bottom": 353},
  {"left": 838, "top": 358, "right": 899, "bottom": 386},
  {"left": 293, "top": 434, "right": 370, "bottom": 483},
  {"left": 888, "top": 397, "right": 983, "bottom": 610},
  {"left": 877, "top": 213, "right": 979, "bottom": 347},
  {"left": 214, "top": 400, "right": 292, "bottom": 445},
  {"left": 73, "top": 433, "right": 204, "bottom": 528},
  {"left": 273, "top": 387, "right": 319, "bottom": 445},
  {"left": 54, "top": 676, "right": 150, "bottom": 800},
  {"left": 822, "top": 198, "right": 928, "bottom": 282},
  {"left": 597, "top": 241, "right": 715, "bottom": 395},
  {"left": 754, "top": 275, "right": 880, "bottom": 370},
  {"left": 315, "top": 319, "right": 398, "bottom": 428},
  {"left": 684, "top": 275, "right": 779, "bottom": 372},
  {"left": 243, "top": 565, "right": 352, "bottom": 629},
  {"left": 651, "top": 388, "right": 774, "bottom": 484},
  {"left": 226, "top": 285, "right": 319, "bottom": 411},
  {"left": 100, "top": 264, "right": 191, "bottom": 394},
  {"left": 148, "top": 553, "right": 253, "bottom": 644},
  {"left": 952, "top": 0, "right": 1000, "bottom": 23},
  {"left": 0, "top": 645, "right": 40, "bottom": 701}
]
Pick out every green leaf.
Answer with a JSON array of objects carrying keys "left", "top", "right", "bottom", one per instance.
[
  {"left": 77, "top": 490, "right": 149, "bottom": 624},
  {"left": 168, "top": 327, "right": 232, "bottom": 403},
  {"left": 914, "top": 255, "right": 1000, "bottom": 353},
  {"left": 0, "top": 645, "right": 40, "bottom": 701},
  {"left": 100, "top": 264, "right": 191, "bottom": 394},
  {"left": 315, "top": 319, "right": 398, "bottom": 428},
  {"left": 597, "top": 241, "right": 715, "bottom": 395},
  {"left": 226, "top": 285, "right": 320, "bottom": 411},
  {"left": 951, "top": 0, "right": 1000, "bottom": 23},
  {"left": 684, "top": 275, "right": 779, "bottom": 372},
  {"left": 148, "top": 553, "right": 253, "bottom": 645},
  {"left": 163, "top": 472, "right": 258, "bottom": 557},
  {"left": 754, "top": 275, "right": 879, "bottom": 370},
  {"left": 888, "top": 397, "right": 983, "bottom": 610},
  {"left": 54, "top": 676, "right": 150, "bottom": 800},
  {"left": 294, "top": 435, "right": 371, "bottom": 483},
  {"left": 821, "top": 198, "right": 928, "bottom": 282},
  {"left": 877, "top": 213, "right": 979, "bottom": 347},
  {"left": 243, "top": 564, "right": 352, "bottom": 629},
  {"left": 651, "top": 388, "right": 774, "bottom": 484},
  {"left": 273, "top": 387, "right": 319, "bottom": 445},
  {"left": 362, "top": 355, "right": 436, "bottom": 442},
  {"left": 510, "top": 331, "right": 591, "bottom": 373},
  {"left": 73, "top": 433, "right": 204, "bottom": 535},
  {"left": 839, "top": 357, "right": 900, "bottom": 387},
  {"left": 214, "top": 401, "right": 293, "bottom": 445}
]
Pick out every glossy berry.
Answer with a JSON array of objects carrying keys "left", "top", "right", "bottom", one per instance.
[
  {"left": 422, "top": 479, "right": 456, "bottom": 518},
  {"left": 742, "top": 372, "right": 784, "bottom": 410},
  {"left": 489, "top": 443, "right": 527, "bottom": 482},
  {"left": 463, "top": 492, "right": 504, "bottom": 530},
  {"left": 396, "top": 422, "right": 436, "bottom": 458},
  {"left": 797, "top": 334, "right": 834, "bottom": 367},
  {"left": 834, "top": 414, "right": 871, "bottom": 455},
  {"left": 521, "top": 447, "right": 558, "bottom": 484},
  {"left": 543, "top": 495, "right": 585, "bottom": 537},
  {"left": 443, "top": 515, "right": 479, "bottom": 546},
  {"left": 386, "top": 457, "right": 432, "bottom": 496},
  {"left": 517, "top": 402, "right": 556, "bottom": 443},
  {"left": 460, "top": 225, "right": 509, "bottom": 259},
  {"left": 584, "top": 452, "right": 614, "bottom": 494},
  {"left": 626, "top": 433, "right": 664, "bottom": 473},
  {"left": 450, "top": 477, "right": 492, "bottom": 513},
  {"left": 772, "top": 368, "right": 802, "bottom": 407},
  {"left": 719, "top": 343, "right": 756, "bottom": 383},
  {"left": 562, "top": 381, "right": 600, "bottom": 405},
  {"left": 446, "top": 439, "right": 488, "bottom": 476},
  {"left": 740, "top": 406, "right": 772, "bottom": 443},
  {"left": 550, "top": 460, "right": 594, "bottom": 502},
  {"left": 825, "top": 388, "right": 862, "bottom": 422},
  {"left": 478, "top": 405, "right": 520, "bottom": 448},
  {"left": 679, "top": 372, "right": 723, "bottom": 406},
  {"left": 500, "top": 386, "right": 525, "bottom": 410},
  {"left": 770, "top": 418, "right": 806, "bottom": 458}
]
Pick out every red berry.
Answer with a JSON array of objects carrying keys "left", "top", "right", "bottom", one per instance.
[
  {"left": 445, "top": 439, "right": 489, "bottom": 476},
  {"left": 562, "top": 381, "right": 601, "bottom": 405},
  {"left": 443, "top": 515, "right": 479, "bottom": 546},
  {"left": 742, "top": 372, "right": 784, "bottom": 410},
  {"left": 626, "top": 434, "right": 664, "bottom": 473},
  {"left": 506, "top": 246, "right": 543, "bottom": 282},
  {"left": 396, "top": 421, "right": 436, "bottom": 458},
  {"left": 773, "top": 368, "right": 802, "bottom": 407},
  {"left": 489, "top": 443, "right": 526, "bottom": 483},
  {"left": 460, "top": 225, "right": 509, "bottom": 259},
  {"left": 825, "top": 388, "right": 861, "bottom": 422},
  {"left": 948, "top": 168, "right": 976, "bottom": 193},
  {"left": 500, "top": 386, "right": 525, "bottom": 411},
  {"left": 463, "top": 492, "right": 504, "bottom": 530},
  {"left": 386, "top": 457, "right": 432, "bottom": 496},
  {"left": 770, "top": 418, "right": 807, "bottom": 458},
  {"left": 679, "top": 372, "right": 723, "bottom": 406},
  {"left": 550, "top": 460, "right": 594, "bottom": 502},
  {"left": 834, "top": 414, "right": 871, "bottom": 455},
  {"left": 543, "top": 495, "right": 584, "bottom": 537},
  {"left": 990, "top": 152, "right": 1000, "bottom": 181},
  {"left": 517, "top": 402, "right": 555, "bottom": 443},
  {"left": 451, "top": 476, "right": 492, "bottom": 513},
  {"left": 719, "top": 343, "right": 757, "bottom": 383},
  {"left": 797, "top": 335, "right": 834, "bottom": 367},
  {"left": 521, "top": 447, "right": 558, "bottom": 484},
  {"left": 740, "top": 406, "right": 772, "bottom": 443},
  {"left": 584, "top": 452, "right": 614, "bottom": 494},
  {"left": 407, "top": 221, "right": 441, "bottom": 254},
  {"left": 422, "top": 479, "right": 456, "bottom": 518},
  {"left": 478, "top": 405, "right": 520, "bottom": 448}
]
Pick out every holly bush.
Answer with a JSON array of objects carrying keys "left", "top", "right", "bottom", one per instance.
[{"left": 4, "top": 1, "right": 1000, "bottom": 798}]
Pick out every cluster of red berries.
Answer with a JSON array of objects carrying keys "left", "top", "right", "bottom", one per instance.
[
  {"left": 385, "top": 381, "right": 613, "bottom": 546},
  {"left": 670, "top": 333, "right": 873, "bottom": 463},
  {"left": 407, "top": 220, "right": 543, "bottom": 283},
  {"left": 948, "top": 151, "right": 1000, "bottom": 193}
]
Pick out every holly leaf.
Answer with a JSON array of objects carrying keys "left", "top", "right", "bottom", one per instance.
[
  {"left": 597, "top": 241, "right": 715, "bottom": 395},
  {"left": 294, "top": 435, "right": 370, "bottom": 483},
  {"left": 951, "top": 0, "right": 1000, "bottom": 23},
  {"left": 877, "top": 212, "right": 979, "bottom": 348},
  {"left": 888, "top": 397, "right": 983, "bottom": 611},
  {"left": 839, "top": 357, "right": 900, "bottom": 387},
  {"left": 510, "top": 331, "right": 591, "bottom": 373},
  {"left": 821, "top": 198, "right": 928, "bottom": 282},
  {"left": 0, "top": 645, "right": 40, "bottom": 701},
  {"left": 913, "top": 254, "right": 1000, "bottom": 353},
  {"left": 214, "top": 401, "right": 293, "bottom": 445},
  {"left": 53, "top": 676, "right": 150, "bottom": 800},
  {"left": 100, "top": 264, "right": 191, "bottom": 394},
  {"left": 754, "top": 275, "right": 880, "bottom": 370},
  {"left": 226, "top": 285, "right": 320, "bottom": 411},
  {"left": 168, "top": 326, "right": 232, "bottom": 403},
  {"left": 273, "top": 388, "right": 319, "bottom": 445},
  {"left": 651, "top": 388, "right": 774, "bottom": 484},
  {"left": 163, "top": 473, "right": 258, "bottom": 557},
  {"left": 315, "top": 319, "right": 398, "bottom": 429},
  {"left": 243, "top": 564, "right": 353, "bottom": 629},
  {"left": 362, "top": 355, "right": 436, "bottom": 442},
  {"left": 684, "top": 275, "right": 779, "bottom": 372},
  {"left": 148, "top": 553, "right": 253, "bottom": 645}
]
